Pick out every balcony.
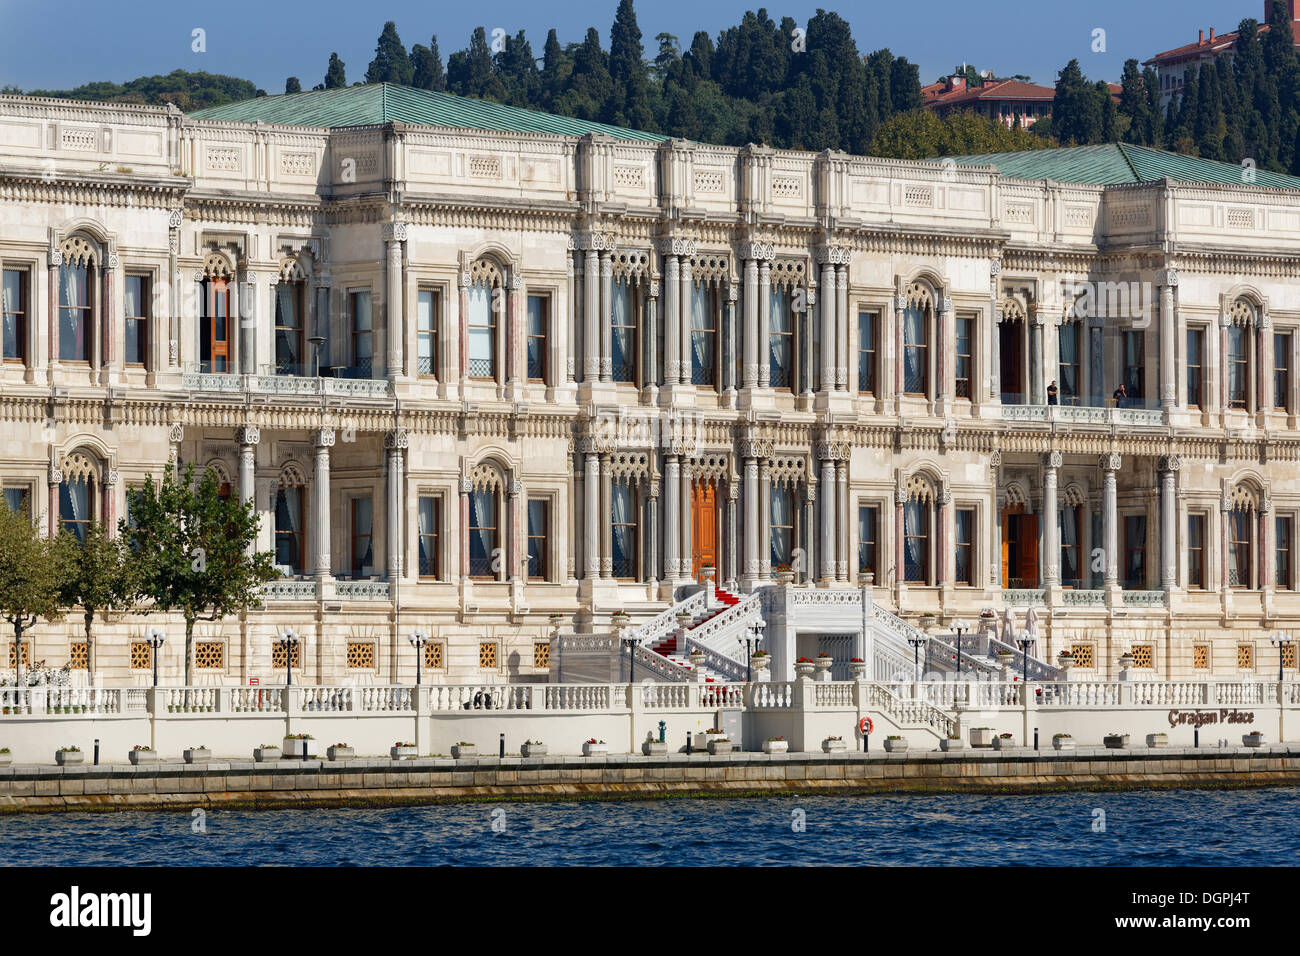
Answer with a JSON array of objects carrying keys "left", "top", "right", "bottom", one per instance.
[
  {"left": 994, "top": 401, "right": 1165, "bottom": 427},
  {"left": 181, "top": 364, "right": 393, "bottom": 399},
  {"left": 259, "top": 578, "right": 392, "bottom": 602}
]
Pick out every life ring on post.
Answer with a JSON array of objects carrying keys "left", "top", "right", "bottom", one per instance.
[{"left": 859, "top": 716, "right": 874, "bottom": 736}]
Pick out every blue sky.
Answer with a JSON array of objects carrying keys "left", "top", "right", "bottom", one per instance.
[{"left": 0, "top": 0, "right": 1274, "bottom": 94}]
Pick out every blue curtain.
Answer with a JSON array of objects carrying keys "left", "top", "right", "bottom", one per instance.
[
  {"left": 468, "top": 283, "right": 493, "bottom": 377},
  {"left": 59, "top": 264, "right": 87, "bottom": 362},
  {"left": 904, "top": 307, "right": 926, "bottom": 393},
  {"left": 769, "top": 486, "right": 791, "bottom": 567},
  {"left": 769, "top": 287, "right": 791, "bottom": 388},
  {"left": 611, "top": 280, "right": 634, "bottom": 381},
  {"left": 691, "top": 285, "right": 714, "bottom": 383},
  {"left": 904, "top": 500, "right": 927, "bottom": 582},
  {"left": 470, "top": 490, "right": 496, "bottom": 574},
  {"left": 417, "top": 497, "right": 437, "bottom": 576},
  {"left": 611, "top": 483, "right": 634, "bottom": 577}
]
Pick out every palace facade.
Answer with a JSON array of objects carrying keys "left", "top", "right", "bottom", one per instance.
[{"left": 3, "top": 84, "right": 1300, "bottom": 685}]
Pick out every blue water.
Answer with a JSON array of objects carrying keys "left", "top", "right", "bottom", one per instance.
[{"left": 3, "top": 788, "right": 1297, "bottom": 866}]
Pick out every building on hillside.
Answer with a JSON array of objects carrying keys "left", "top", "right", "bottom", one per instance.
[
  {"left": 2, "top": 86, "right": 1300, "bottom": 686},
  {"left": 922, "top": 76, "right": 1055, "bottom": 130},
  {"left": 1145, "top": 0, "right": 1300, "bottom": 110}
]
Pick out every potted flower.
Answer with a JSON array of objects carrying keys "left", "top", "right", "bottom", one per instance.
[
  {"left": 675, "top": 611, "right": 694, "bottom": 629},
  {"left": 391, "top": 741, "right": 418, "bottom": 759},
  {"left": 521, "top": 739, "right": 548, "bottom": 757},
  {"left": 1052, "top": 733, "right": 1076, "bottom": 752},
  {"left": 707, "top": 734, "right": 733, "bottom": 755},
  {"left": 1118, "top": 652, "right": 1135, "bottom": 670},
  {"left": 1057, "top": 650, "right": 1075, "bottom": 671},
  {"left": 283, "top": 733, "right": 314, "bottom": 759},
  {"left": 1145, "top": 732, "right": 1168, "bottom": 748},
  {"left": 858, "top": 568, "right": 874, "bottom": 587},
  {"left": 918, "top": 613, "right": 937, "bottom": 632},
  {"left": 610, "top": 610, "right": 631, "bottom": 628},
  {"left": 763, "top": 736, "right": 788, "bottom": 754},
  {"left": 687, "top": 648, "right": 707, "bottom": 668},
  {"left": 0, "top": 747, "right": 10, "bottom": 767},
  {"left": 751, "top": 650, "right": 771, "bottom": 673},
  {"left": 327, "top": 742, "right": 355, "bottom": 761},
  {"left": 1243, "top": 731, "right": 1265, "bottom": 748},
  {"left": 997, "top": 650, "right": 1015, "bottom": 667},
  {"left": 254, "top": 744, "right": 282, "bottom": 762},
  {"left": 970, "top": 727, "right": 995, "bottom": 748},
  {"left": 822, "top": 735, "right": 848, "bottom": 753},
  {"left": 848, "top": 657, "right": 868, "bottom": 678},
  {"left": 184, "top": 745, "right": 211, "bottom": 764},
  {"left": 794, "top": 657, "right": 816, "bottom": 679},
  {"left": 940, "top": 734, "right": 964, "bottom": 752},
  {"left": 641, "top": 735, "right": 667, "bottom": 756},
  {"left": 582, "top": 738, "right": 609, "bottom": 757},
  {"left": 774, "top": 563, "right": 795, "bottom": 584},
  {"left": 55, "top": 745, "right": 82, "bottom": 766},
  {"left": 814, "top": 652, "right": 834, "bottom": 675},
  {"left": 451, "top": 741, "right": 477, "bottom": 759},
  {"left": 699, "top": 563, "right": 716, "bottom": 585},
  {"left": 882, "top": 735, "right": 907, "bottom": 753},
  {"left": 128, "top": 744, "right": 158, "bottom": 766},
  {"left": 1103, "top": 732, "right": 1129, "bottom": 750},
  {"left": 993, "top": 733, "right": 1016, "bottom": 751}
]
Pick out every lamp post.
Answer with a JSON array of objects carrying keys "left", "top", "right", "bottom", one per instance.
[
  {"left": 906, "top": 634, "right": 927, "bottom": 684},
  {"left": 275, "top": 629, "right": 300, "bottom": 687},
  {"left": 408, "top": 630, "right": 429, "bottom": 686},
  {"left": 308, "top": 335, "right": 327, "bottom": 377},
  {"left": 950, "top": 618, "right": 970, "bottom": 707},
  {"left": 145, "top": 628, "right": 165, "bottom": 688},
  {"left": 623, "top": 637, "right": 638, "bottom": 684},
  {"left": 738, "top": 622, "right": 762, "bottom": 683},
  {"left": 1017, "top": 629, "right": 1034, "bottom": 684},
  {"left": 1271, "top": 632, "right": 1294, "bottom": 684}
]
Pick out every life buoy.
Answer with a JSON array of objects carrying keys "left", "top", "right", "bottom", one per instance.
[{"left": 859, "top": 716, "right": 874, "bottom": 735}]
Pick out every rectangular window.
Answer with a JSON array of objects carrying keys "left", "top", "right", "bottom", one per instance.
[
  {"left": 1284, "top": 643, "right": 1297, "bottom": 670},
  {"left": 274, "top": 486, "right": 305, "bottom": 575},
  {"left": 469, "top": 489, "right": 497, "bottom": 578},
  {"left": 857, "top": 311, "right": 876, "bottom": 394},
  {"left": 857, "top": 504, "right": 878, "bottom": 578},
  {"left": 770, "top": 286, "right": 793, "bottom": 390},
  {"left": 1229, "top": 508, "right": 1252, "bottom": 588},
  {"left": 689, "top": 283, "right": 717, "bottom": 387},
  {"left": 130, "top": 641, "right": 151, "bottom": 670},
  {"left": 123, "top": 274, "right": 148, "bottom": 368},
  {"left": 69, "top": 642, "right": 88, "bottom": 670},
  {"left": 533, "top": 641, "right": 550, "bottom": 669},
  {"left": 417, "top": 496, "right": 440, "bottom": 579},
  {"left": 417, "top": 288, "right": 439, "bottom": 377},
  {"left": 274, "top": 281, "right": 303, "bottom": 374},
  {"left": 199, "top": 278, "right": 230, "bottom": 373},
  {"left": 903, "top": 499, "right": 929, "bottom": 584},
  {"left": 955, "top": 507, "right": 974, "bottom": 585},
  {"left": 3, "top": 487, "right": 29, "bottom": 516},
  {"left": 271, "top": 642, "right": 301, "bottom": 669},
  {"left": 1122, "top": 330, "right": 1144, "bottom": 403},
  {"left": 610, "top": 281, "right": 636, "bottom": 384},
  {"left": 954, "top": 316, "right": 973, "bottom": 400},
  {"left": 349, "top": 290, "right": 372, "bottom": 376},
  {"left": 1070, "top": 644, "right": 1095, "bottom": 669},
  {"left": 610, "top": 483, "right": 638, "bottom": 579},
  {"left": 468, "top": 282, "right": 496, "bottom": 379},
  {"left": 194, "top": 642, "right": 224, "bottom": 670},
  {"left": 1123, "top": 514, "right": 1147, "bottom": 589},
  {"left": 903, "top": 307, "right": 928, "bottom": 395},
  {"left": 1131, "top": 644, "right": 1154, "bottom": 669},
  {"left": 1227, "top": 326, "right": 1248, "bottom": 409},
  {"left": 2, "top": 268, "right": 28, "bottom": 363},
  {"left": 59, "top": 263, "right": 91, "bottom": 362},
  {"left": 528, "top": 294, "right": 550, "bottom": 384},
  {"left": 1058, "top": 322, "right": 1080, "bottom": 404},
  {"left": 527, "top": 498, "right": 548, "bottom": 581},
  {"left": 425, "top": 642, "right": 444, "bottom": 669},
  {"left": 346, "top": 642, "right": 375, "bottom": 669},
  {"left": 1277, "top": 515, "right": 1292, "bottom": 589},
  {"left": 1186, "top": 328, "right": 1204, "bottom": 408},
  {"left": 1060, "top": 505, "right": 1081, "bottom": 588},
  {"left": 479, "top": 641, "right": 498, "bottom": 669},
  {"left": 1188, "top": 513, "right": 1206, "bottom": 589},
  {"left": 351, "top": 497, "right": 373, "bottom": 578},
  {"left": 770, "top": 485, "right": 793, "bottom": 569},
  {"left": 59, "top": 477, "right": 93, "bottom": 541},
  {"left": 1275, "top": 332, "right": 1290, "bottom": 410}
]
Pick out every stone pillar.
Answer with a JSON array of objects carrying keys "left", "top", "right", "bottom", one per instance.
[
  {"left": 820, "top": 261, "right": 836, "bottom": 395},
  {"left": 743, "top": 454, "right": 759, "bottom": 588},
  {"left": 664, "top": 455, "right": 680, "bottom": 584},
  {"left": 584, "top": 246, "right": 599, "bottom": 382},
  {"left": 459, "top": 478, "right": 471, "bottom": 581},
  {"left": 820, "top": 456, "right": 836, "bottom": 584},
  {"left": 725, "top": 285, "right": 738, "bottom": 401},
  {"left": 758, "top": 259, "right": 771, "bottom": 387},
  {"left": 313, "top": 428, "right": 334, "bottom": 580},
  {"left": 1260, "top": 311, "right": 1274, "bottom": 417},
  {"left": 1158, "top": 270, "right": 1178, "bottom": 411},
  {"left": 1159, "top": 455, "right": 1179, "bottom": 589},
  {"left": 936, "top": 487, "right": 950, "bottom": 588},
  {"left": 681, "top": 459, "right": 693, "bottom": 579},
  {"left": 836, "top": 265, "right": 850, "bottom": 391},
  {"left": 1219, "top": 319, "right": 1231, "bottom": 412},
  {"left": 46, "top": 243, "right": 60, "bottom": 384},
  {"left": 759, "top": 460, "right": 771, "bottom": 580},
  {"left": 1029, "top": 311, "right": 1044, "bottom": 405},
  {"left": 679, "top": 257, "right": 693, "bottom": 384},
  {"left": 47, "top": 462, "right": 61, "bottom": 539},
  {"left": 600, "top": 457, "right": 613, "bottom": 579},
  {"left": 1220, "top": 496, "right": 1232, "bottom": 592},
  {"left": 894, "top": 486, "right": 907, "bottom": 597},
  {"left": 1262, "top": 496, "right": 1274, "bottom": 594},
  {"left": 458, "top": 272, "right": 470, "bottom": 387},
  {"left": 1043, "top": 451, "right": 1061, "bottom": 587},
  {"left": 238, "top": 425, "right": 260, "bottom": 554},
  {"left": 645, "top": 281, "right": 658, "bottom": 392},
  {"left": 726, "top": 485, "right": 738, "bottom": 589},
  {"left": 894, "top": 291, "right": 906, "bottom": 403},
  {"left": 663, "top": 255, "right": 680, "bottom": 385},
  {"left": 386, "top": 429, "right": 407, "bottom": 583},
  {"left": 988, "top": 260, "right": 1001, "bottom": 402},
  {"left": 1101, "top": 454, "right": 1120, "bottom": 588},
  {"left": 837, "top": 460, "right": 849, "bottom": 581},
  {"left": 1089, "top": 317, "right": 1105, "bottom": 407},
  {"left": 646, "top": 488, "right": 659, "bottom": 586},
  {"left": 102, "top": 254, "right": 116, "bottom": 384},
  {"left": 101, "top": 469, "right": 117, "bottom": 539},
  {"left": 167, "top": 210, "right": 181, "bottom": 369},
  {"left": 508, "top": 478, "right": 523, "bottom": 581},
  {"left": 742, "top": 256, "right": 759, "bottom": 389},
  {"left": 507, "top": 273, "right": 523, "bottom": 392},
  {"left": 599, "top": 253, "right": 613, "bottom": 383},
  {"left": 585, "top": 449, "right": 600, "bottom": 580}
]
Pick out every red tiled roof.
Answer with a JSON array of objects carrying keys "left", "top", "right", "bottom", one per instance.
[
  {"left": 1144, "top": 22, "right": 1298, "bottom": 67},
  {"left": 927, "top": 79, "right": 1055, "bottom": 108}
]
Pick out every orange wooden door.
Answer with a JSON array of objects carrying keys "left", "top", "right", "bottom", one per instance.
[
  {"left": 692, "top": 482, "right": 717, "bottom": 577},
  {"left": 208, "top": 278, "right": 230, "bottom": 372},
  {"left": 1018, "top": 515, "right": 1039, "bottom": 587}
]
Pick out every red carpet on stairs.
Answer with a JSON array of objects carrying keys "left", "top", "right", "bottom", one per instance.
[{"left": 649, "top": 589, "right": 743, "bottom": 656}]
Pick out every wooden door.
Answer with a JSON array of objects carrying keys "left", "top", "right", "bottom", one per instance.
[
  {"left": 203, "top": 278, "right": 230, "bottom": 372},
  {"left": 692, "top": 481, "right": 717, "bottom": 578},
  {"left": 1018, "top": 515, "right": 1039, "bottom": 588}
]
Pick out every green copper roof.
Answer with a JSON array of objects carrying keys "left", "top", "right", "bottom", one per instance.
[
  {"left": 948, "top": 142, "right": 1300, "bottom": 190},
  {"left": 190, "top": 83, "right": 667, "bottom": 142}
]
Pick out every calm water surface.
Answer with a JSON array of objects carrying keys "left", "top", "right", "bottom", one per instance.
[{"left": 3, "top": 788, "right": 1297, "bottom": 865}]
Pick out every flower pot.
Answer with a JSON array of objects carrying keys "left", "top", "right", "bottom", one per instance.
[
  {"left": 848, "top": 661, "right": 868, "bottom": 679},
  {"left": 939, "top": 738, "right": 964, "bottom": 752},
  {"left": 688, "top": 652, "right": 707, "bottom": 667},
  {"left": 129, "top": 749, "right": 158, "bottom": 765},
  {"left": 1145, "top": 733, "right": 1168, "bottom": 748},
  {"left": 183, "top": 747, "right": 211, "bottom": 764},
  {"left": 794, "top": 662, "right": 815, "bottom": 679},
  {"left": 881, "top": 738, "right": 907, "bottom": 753},
  {"left": 1052, "top": 737, "right": 1076, "bottom": 751},
  {"left": 762, "top": 739, "right": 788, "bottom": 754},
  {"left": 1243, "top": 733, "right": 1265, "bottom": 748},
  {"left": 582, "top": 742, "right": 609, "bottom": 757},
  {"left": 0, "top": 753, "right": 11, "bottom": 767},
  {"left": 451, "top": 744, "right": 477, "bottom": 759},
  {"left": 1103, "top": 735, "right": 1129, "bottom": 750},
  {"left": 254, "top": 747, "right": 282, "bottom": 762},
  {"left": 641, "top": 740, "right": 667, "bottom": 756},
  {"left": 327, "top": 745, "right": 355, "bottom": 761},
  {"left": 993, "top": 736, "right": 1016, "bottom": 751},
  {"left": 283, "top": 738, "right": 313, "bottom": 759},
  {"left": 752, "top": 655, "right": 771, "bottom": 672},
  {"left": 775, "top": 570, "right": 795, "bottom": 584},
  {"left": 391, "top": 745, "right": 418, "bottom": 759},
  {"left": 521, "top": 742, "right": 548, "bottom": 757},
  {"left": 970, "top": 728, "right": 995, "bottom": 748},
  {"left": 814, "top": 658, "right": 834, "bottom": 681},
  {"left": 997, "top": 654, "right": 1015, "bottom": 667},
  {"left": 707, "top": 739, "right": 733, "bottom": 754},
  {"left": 55, "top": 750, "right": 82, "bottom": 766}
]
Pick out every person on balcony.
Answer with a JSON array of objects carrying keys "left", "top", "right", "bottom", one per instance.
[
  {"left": 1047, "top": 380, "right": 1059, "bottom": 405},
  {"left": 1112, "top": 383, "right": 1128, "bottom": 408}
]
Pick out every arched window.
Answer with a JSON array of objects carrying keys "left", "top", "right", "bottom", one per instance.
[
  {"left": 467, "top": 258, "right": 504, "bottom": 382},
  {"left": 274, "top": 465, "right": 307, "bottom": 576},
  {"left": 903, "top": 283, "right": 933, "bottom": 397},
  {"left": 58, "top": 236, "right": 96, "bottom": 363},
  {"left": 199, "top": 254, "right": 234, "bottom": 374},
  {"left": 770, "top": 484, "right": 794, "bottom": 567},
  {"left": 611, "top": 277, "right": 640, "bottom": 384},
  {"left": 690, "top": 282, "right": 719, "bottom": 387},
  {"left": 903, "top": 477, "right": 935, "bottom": 585},
  {"left": 1226, "top": 298, "right": 1257, "bottom": 412},
  {"left": 1228, "top": 496, "right": 1256, "bottom": 589},
  {"left": 999, "top": 296, "right": 1027, "bottom": 404},
  {"left": 274, "top": 278, "right": 305, "bottom": 375},
  {"left": 611, "top": 481, "right": 639, "bottom": 578},
  {"left": 1058, "top": 318, "right": 1082, "bottom": 405},
  {"left": 468, "top": 462, "right": 505, "bottom": 579},
  {"left": 59, "top": 452, "right": 98, "bottom": 541},
  {"left": 769, "top": 285, "right": 795, "bottom": 391}
]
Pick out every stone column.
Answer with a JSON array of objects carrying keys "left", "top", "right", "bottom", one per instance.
[
  {"left": 936, "top": 294, "right": 950, "bottom": 411},
  {"left": 647, "top": 486, "right": 659, "bottom": 586},
  {"left": 758, "top": 259, "right": 771, "bottom": 387},
  {"left": 585, "top": 449, "right": 601, "bottom": 580},
  {"left": 990, "top": 454, "right": 1002, "bottom": 587},
  {"left": 1043, "top": 452, "right": 1061, "bottom": 587},
  {"left": 1219, "top": 319, "right": 1231, "bottom": 412},
  {"left": 725, "top": 285, "right": 738, "bottom": 401},
  {"left": 743, "top": 453, "right": 759, "bottom": 588},
  {"left": 936, "top": 487, "right": 951, "bottom": 588},
  {"left": 836, "top": 265, "right": 850, "bottom": 391},
  {"left": 459, "top": 477, "right": 471, "bottom": 581},
  {"left": 508, "top": 478, "right": 522, "bottom": 581},
  {"left": 663, "top": 255, "right": 680, "bottom": 385},
  {"left": 679, "top": 257, "right": 693, "bottom": 385},
  {"left": 742, "top": 256, "right": 758, "bottom": 389},
  {"left": 599, "top": 253, "right": 613, "bottom": 383},
  {"left": 1261, "top": 496, "right": 1274, "bottom": 594},
  {"left": 1101, "top": 454, "right": 1120, "bottom": 588},
  {"left": 837, "top": 460, "right": 849, "bottom": 581},
  {"left": 1029, "top": 310, "right": 1044, "bottom": 405},
  {"left": 894, "top": 486, "right": 907, "bottom": 596},
  {"left": 645, "top": 280, "right": 659, "bottom": 392},
  {"left": 894, "top": 291, "right": 906, "bottom": 403},
  {"left": 584, "top": 246, "right": 599, "bottom": 382},
  {"left": 1089, "top": 316, "right": 1105, "bottom": 407},
  {"left": 101, "top": 469, "right": 117, "bottom": 539},
  {"left": 726, "top": 484, "right": 738, "bottom": 589},
  {"left": 600, "top": 458, "right": 613, "bottom": 579},
  {"left": 681, "top": 459, "right": 694, "bottom": 579},
  {"left": 1260, "top": 311, "right": 1274, "bottom": 417},
  {"left": 1159, "top": 455, "right": 1179, "bottom": 590},
  {"left": 820, "top": 456, "right": 836, "bottom": 584},
  {"left": 820, "top": 261, "right": 836, "bottom": 395},
  {"left": 663, "top": 455, "right": 680, "bottom": 583},
  {"left": 564, "top": 250, "right": 576, "bottom": 384},
  {"left": 313, "top": 428, "right": 334, "bottom": 580},
  {"left": 458, "top": 271, "right": 470, "bottom": 387},
  {"left": 46, "top": 243, "right": 60, "bottom": 384},
  {"left": 167, "top": 210, "right": 181, "bottom": 369},
  {"left": 386, "top": 429, "right": 407, "bottom": 583},
  {"left": 238, "top": 425, "right": 260, "bottom": 553},
  {"left": 507, "top": 272, "right": 523, "bottom": 392},
  {"left": 1158, "top": 270, "right": 1178, "bottom": 411},
  {"left": 47, "top": 462, "right": 61, "bottom": 539},
  {"left": 238, "top": 267, "right": 256, "bottom": 376},
  {"left": 759, "top": 460, "right": 771, "bottom": 580},
  {"left": 988, "top": 260, "right": 1001, "bottom": 402},
  {"left": 101, "top": 254, "right": 116, "bottom": 384}
]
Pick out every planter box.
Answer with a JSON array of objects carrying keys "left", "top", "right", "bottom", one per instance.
[
  {"left": 794, "top": 664, "right": 816, "bottom": 679},
  {"left": 641, "top": 740, "right": 667, "bottom": 756},
  {"left": 881, "top": 738, "right": 907, "bottom": 753},
  {"left": 1145, "top": 733, "right": 1169, "bottom": 748},
  {"left": 0, "top": 753, "right": 11, "bottom": 767},
  {"left": 996, "top": 655, "right": 1015, "bottom": 667},
  {"left": 253, "top": 747, "right": 282, "bottom": 762},
  {"left": 184, "top": 748, "right": 211, "bottom": 764},
  {"left": 706, "top": 739, "right": 733, "bottom": 754},
  {"left": 55, "top": 750, "right": 83, "bottom": 766},
  {"left": 282, "top": 738, "right": 313, "bottom": 759},
  {"left": 939, "top": 738, "right": 964, "bottom": 752},
  {"left": 970, "top": 728, "right": 995, "bottom": 748},
  {"left": 391, "top": 745, "right": 418, "bottom": 759},
  {"left": 521, "top": 743, "right": 548, "bottom": 757},
  {"left": 762, "top": 739, "right": 788, "bottom": 754},
  {"left": 1052, "top": 737, "right": 1076, "bottom": 751},
  {"left": 451, "top": 744, "right": 476, "bottom": 759},
  {"left": 128, "top": 749, "right": 159, "bottom": 765},
  {"left": 993, "top": 736, "right": 1016, "bottom": 751},
  {"left": 582, "top": 742, "right": 609, "bottom": 757},
  {"left": 327, "top": 746, "right": 355, "bottom": 761},
  {"left": 1103, "top": 735, "right": 1129, "bottom": 750},
  {"left": 1243, "top": 734, "right": 1265, "bottom": 748}
]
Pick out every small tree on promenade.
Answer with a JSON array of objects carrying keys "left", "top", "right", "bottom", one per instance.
[
  {"left": 57, "top": 521, "right": 142, "bottom": 677},
  {"left": 0, "top": 504, "right": 64, "bottom": 686}
]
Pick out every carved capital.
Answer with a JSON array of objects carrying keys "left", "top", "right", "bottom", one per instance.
[
  {"left": 1157, "top": 268, "right": 1179, "bottom": 288},
  {"left": 381, "top": 221, "right": 408, "bottom": 243},
  {"left": 169, "top": 422, "right": 184, "bottom": 444},
  {"left": 385, "top": 428, "right": 410, "bottom": 450},
  {"left": 1099, "top": 453, "right": 1121, "bottom": 472},
  {"left": 236, "top": 425, "right": 261, "bottom": 447},
  {"left": 460, "top": 477, "right": 473, "bottom": 495},
  {"left": 989, "top": 259, "right": 1001, "bottom": 277},
  {"left": 314, "top": 427, "right": 336, "bottom": 449},
  {"left": 48, "top": 466, "right": 62, "bottom": 486},
  {"left": 168, "top": 208, "right": 183, "bottom": 231},
  {"left": 1158, "top": 454, "right": 1181, "bottom": 473},
  {"left": 894, "top": 487, "right": 909, "bottom": 505},
  {"left": 1045, "top": 451, "right": 1063, "bottom": 470}
]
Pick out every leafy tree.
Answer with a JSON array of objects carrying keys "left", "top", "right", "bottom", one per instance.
[
  {"left": 324, "top": 52, "right": 347, "bottom": 89},
  {"left": 1118, "top": 59, "right": 1152, "bottom": 144},
  {"left": 606, "top": 0, "right": 655, "bottom": 130},
  {"left": 125, "top": 463, "right": 277, "bottom": 685},
  {"left": 57, "top": 522, "right": 140, "bottom": 677},
  {"left": 412, "top": 35, "right": 446, "bottom": 92},
  {"left": 449, "top": 26, "right": 507, "bottom": 101},
  {"left": 366, "top": 21, "right": 414, "bottom": 86},
  {"left": 285, "top": 77, "right": 301, "bottom": 95},
  {"left": 871, "top": 108, "right": 1054, "bottom": 160},
  {"left": 496, "top": 30, "right": 540, "bottom": 108},
  {"left": 28, "top": 70, "right": 258, "bottom": 110},
  {"left": 0, "top": 504, "right": 63, "bottom": 686},
  {"left": 555, "top": 27, "right": 613, "bottom": 122}
]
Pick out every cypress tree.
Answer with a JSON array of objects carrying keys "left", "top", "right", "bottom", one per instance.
[
  {"left": 285, "top": 77, "right": 301, "bottom": 95},
  {"left": 607, "top": 0, "right": 655, "bottom": 130},
  {"left": 1118, "top": 59, "right": 1150, "bottom": 144},
  {"left": 411, "top": 36, "right": 446, "bottom": 91},
  {"left": 365, "top": 22, "right": 414, "bottom": 86},
  {"left": 324, "top": 52, "right": 346, "bottom": 90},
  {"left": 497, "top": 30, "right": 539, "bottom": 108}
]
